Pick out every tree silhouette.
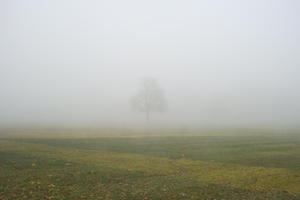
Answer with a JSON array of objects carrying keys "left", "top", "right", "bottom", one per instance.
[{"left": 131, "top": 78, "right": 167, "bottom": 122}]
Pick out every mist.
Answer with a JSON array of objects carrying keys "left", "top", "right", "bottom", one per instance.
[{"left": 1, "top": 0, "right": 300, "bottom": 129}]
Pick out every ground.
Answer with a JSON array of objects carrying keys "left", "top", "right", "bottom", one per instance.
[{"left": 0, "top": 129, "right": 300, "bottom": 199}]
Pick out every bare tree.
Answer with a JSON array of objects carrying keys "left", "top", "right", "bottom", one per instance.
[{"left": 131, "top": 78, "right": 167, "bottom": 122}]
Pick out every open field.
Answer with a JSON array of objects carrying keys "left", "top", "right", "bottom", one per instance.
[{"left": 1, "top": 129, "right": 300, "bottom": 200}]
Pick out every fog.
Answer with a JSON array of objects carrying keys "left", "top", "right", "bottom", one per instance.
[{"left": 1, "top": 0, "right": 300, "bottom": 129}]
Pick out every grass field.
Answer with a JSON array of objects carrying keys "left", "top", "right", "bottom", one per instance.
[{"left": 1, "top": 129, "right": 300, "bottom": 199}]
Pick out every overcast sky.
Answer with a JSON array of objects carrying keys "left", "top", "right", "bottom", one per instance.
[{"left": 0, "top": 0, "right": 300, "bottom": 128}]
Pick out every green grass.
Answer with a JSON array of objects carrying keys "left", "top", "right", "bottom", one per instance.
[
  {"left": 1, "top": 130, "right": 300, "bottom": 199},
  {"left": 9, "top": 133, "right": 300, "bottom": 170}
]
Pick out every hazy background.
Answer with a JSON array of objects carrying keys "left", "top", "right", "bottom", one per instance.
[{"left": 0, "top": 0, "right": 299, "bottom": 128}]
